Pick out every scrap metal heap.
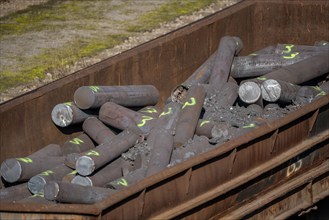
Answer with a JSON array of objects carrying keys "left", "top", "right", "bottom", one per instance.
[{"left": 1, "top": 37, "right": 328, "bottom": 204}]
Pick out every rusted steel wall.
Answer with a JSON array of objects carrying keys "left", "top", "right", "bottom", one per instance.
[{"left": 0, "top": 0, "right": 328, "bottom": 219}]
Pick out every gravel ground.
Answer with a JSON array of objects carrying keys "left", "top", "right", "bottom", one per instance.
[{"left": 0, "top": 0, "right": 241, "bottom": 103}]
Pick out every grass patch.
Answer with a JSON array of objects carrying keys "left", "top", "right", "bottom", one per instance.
[
  {"left": 0, "top": 0, "right": 112, "bottom": 38},
  {"left": 0, "top": 34, "right": 128, "bottom": 92},
  {"left": 126, "top": 0, "right": 216, "bottom": 32}
]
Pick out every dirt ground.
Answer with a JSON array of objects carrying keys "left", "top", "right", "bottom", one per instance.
[{"left": 0, "top": 0, "right": 241, "bottom": 103}]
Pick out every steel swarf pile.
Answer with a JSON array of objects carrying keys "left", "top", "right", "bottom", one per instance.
[{"left": 1, "top": 37, "right": 328, "bottom": 204}]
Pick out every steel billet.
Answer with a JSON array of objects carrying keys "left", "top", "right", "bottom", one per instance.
[
  {"left": 174, "top": 85, "right": 206, "bottom": 148},
  {"left": 83, "top": 117, "right": 116, "bottom": 144},
  {"left": 51, "top": 102, "right": 94, "bottom": 127},
  {"left": 62, "top": 170, "right": 78, "bottom": 183},
  {"left": 74, "top": 85, "right": 160, "bottom": 109},
  {"left": 206, "top": 78, "right": 239, "bottom": 108},
  {"left": 249, "top": 45, "right": 276, "bottom": 55},
  {"left": 61, "top": 133, "right": 96, "bottom": 155},
  {"left": 146, "top": 102, "right": 182, "bottom": 177},
  {"left": 274, "top": 43, "right": 329, "bottom": 54},
  {"left": 28, "top": 163, "right": 73, "bottom": 194},
  {"left": 171, "top": 44, "right": 274, "bottom": 102},
  {"left": 138, "top": 106, "right": 162, "bottom": 118},
  {"left": 0, "top": 143, "right": 63, "bottom": 183},
  {"left": 44, "top": 181, "right": 115, "bottom": 204},
  {"left": 257, "top": 53, "right": 328, "bottom": 84},
  {"left": 105, "top": 167, "right": 147, "bottom": 190},
  {"left": 0, "top": 183, "right": 31, "bottom": 202},
  {"left": 314, "top": 40, "right": 328, "bottom": 47},
  {"left": 235, "top": 118, "right": 268, "bottom": 137},
  {"left": 170, "top": 136, "right": 212, "bottom": 166},
  {"left": 75, "top": 129, "right": 140, "bottom": 176},
  {"left": 195, "top": 119, "right": 215, "bottom": 138},
  {"left": 295, "top": 83, "right": 328, "bottom": 104},
  {"left": 171, "top": 52, "right": 216, "bottom": 102},
  {"left": 99, "top": 101, "right": 154, "bottom": 134},
  {"left": 27, "top": 144, "right": 63, "bottom": 158},
  {"left": 231, "top": 53, "right": 318, "bottom": 78},
  {"left": 195, "top": 119, "right": 233, "bottom": 139},
  {"left": 209, "top": 36, "right": 243, "bottom": 88},
  {"left": 17, "top": 193, "right": 54, "bottom": 204},
  {"left": 261, "top": 79, "right": 301, "bottom": 103},
  {"left": 0, "top": 156, "right": 65, "bottom": 183},
  {"left": 71, "top": 157, "right": 124, "bottom": 187},
  {"left": 238, "top": 53, "right": 329, "bottom": 104}
]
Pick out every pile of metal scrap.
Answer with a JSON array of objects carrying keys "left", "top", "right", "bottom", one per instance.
[{"left": 0, "top": 37, "right": 328, "bottom": 204}]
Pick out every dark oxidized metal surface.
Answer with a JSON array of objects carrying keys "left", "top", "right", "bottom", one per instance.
[{"left": 0, "top": 0, "right": 329, "bottom": 219}]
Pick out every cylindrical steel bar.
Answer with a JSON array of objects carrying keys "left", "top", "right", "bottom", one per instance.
[
  {"left": 169, "top": 135, "right": 212, "bottom": 166},
  {"left": 274, "top": 43, "right": 329, "bottom": 54},
  {"left": 195, "top": 119, "right": 215, "bottom": 138},
  {"left": 0, "top": 156, "right": 65, "bottom": 183},
  {"left": 74, "top": 85, "right": 160, "bottom": 109},
  {"left": 71, "top": 157, "right": 124, "bottom": 187},
  {"left": 261, "top": 79, "right": 301, "bottom": 103},
  {"left": 209, "top": 36, "right": 243, "bottom": 88},
  {"left": 231, "top": 53, "right": 317, "bottom": 78},
  {"left": 61, "top": 133, "right": 96, "bottom": 155},
  {"left": 239, "top": 52, "right": 329, "bottom": 100},
  {"left": 259, "top": 53, "right": 329, "bottom": 84},
  {"left": 171, "top": 45, "right": 276, "bottom": 103},
  {"left": 249, "top": 45, "right": 276, "bottom": 55},
  {"left": 27, "top": 163, "right": 73, "bottom": 194},
  {"left": 51, "top": 102, "right": 94, "bottom": 127},
  {"left": 138, "top": 106, "right": 162, "bottom": 118},
  {"left": 0, "top": 183, "right": 31, "bottom": 202},
  {"left": 75, "top": 129, "right": 140, "bottom": 176},
  {"left": 105, "top": 167, "right": 147, "bottom": 190},
  {"left": 17, "top": 192, "right": 54, "bottom": 204},
  {"left": 62, "top": 170, "right": 78, "bottom": 183},
  {"left": 233, "top": 118, "right": 268, "bottom": 138},
  {"left": 28, "top": 144, "right": 63, "bottom": 158},
  {"left": 174, "top": 85, "right": 206, "bottom": 148},
  {"left": 314, "top": 40, "right": 328, "bottom": 47},
  {"left": 145, "top": 102, "right": 181, "bottom": 177},
  {"left": 44, "top": 181, "right": 115, "bottom": 204},
  {"left": 82, "top": 117, "right": 116, "bottom": 145},
  {"left": 206, "top": 78, "right": 239, "bottom": 108},
  {"left": 295, "top": 83, "right": 328, "bottom": 104},
  {"left": 99, "top": 101, "right": 155, "bottom": 134}
]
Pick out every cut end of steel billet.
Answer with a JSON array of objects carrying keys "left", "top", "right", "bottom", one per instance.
[
  {"left": 28, "top": 175, "right": 47, "bottom": 194},
  {"left": 0, "top": 158, "right": 22, "bottom": 183},
  {"left": 76, "top": 155, "right": 95, "bottom": 176},
  {"left": 71, "top": 175, "right": 93, "bottom": 187},
  {"left": 44, "top": 181, "right": 60, "bottom": 201},
  {"left": 261, "top": 79, "right": 282, "bottom": 102},
  {"left": 51, "top": 103, "right": 74, "bottom": 127},
  {"left": 74, "top": 87, "right": 96, "bottom": 110},
  {"left": 238, "top": 81, "right": 262, "bottom": 104},
  {"left": 171, "top": 84, "right": 189, "bottom": 103}
]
